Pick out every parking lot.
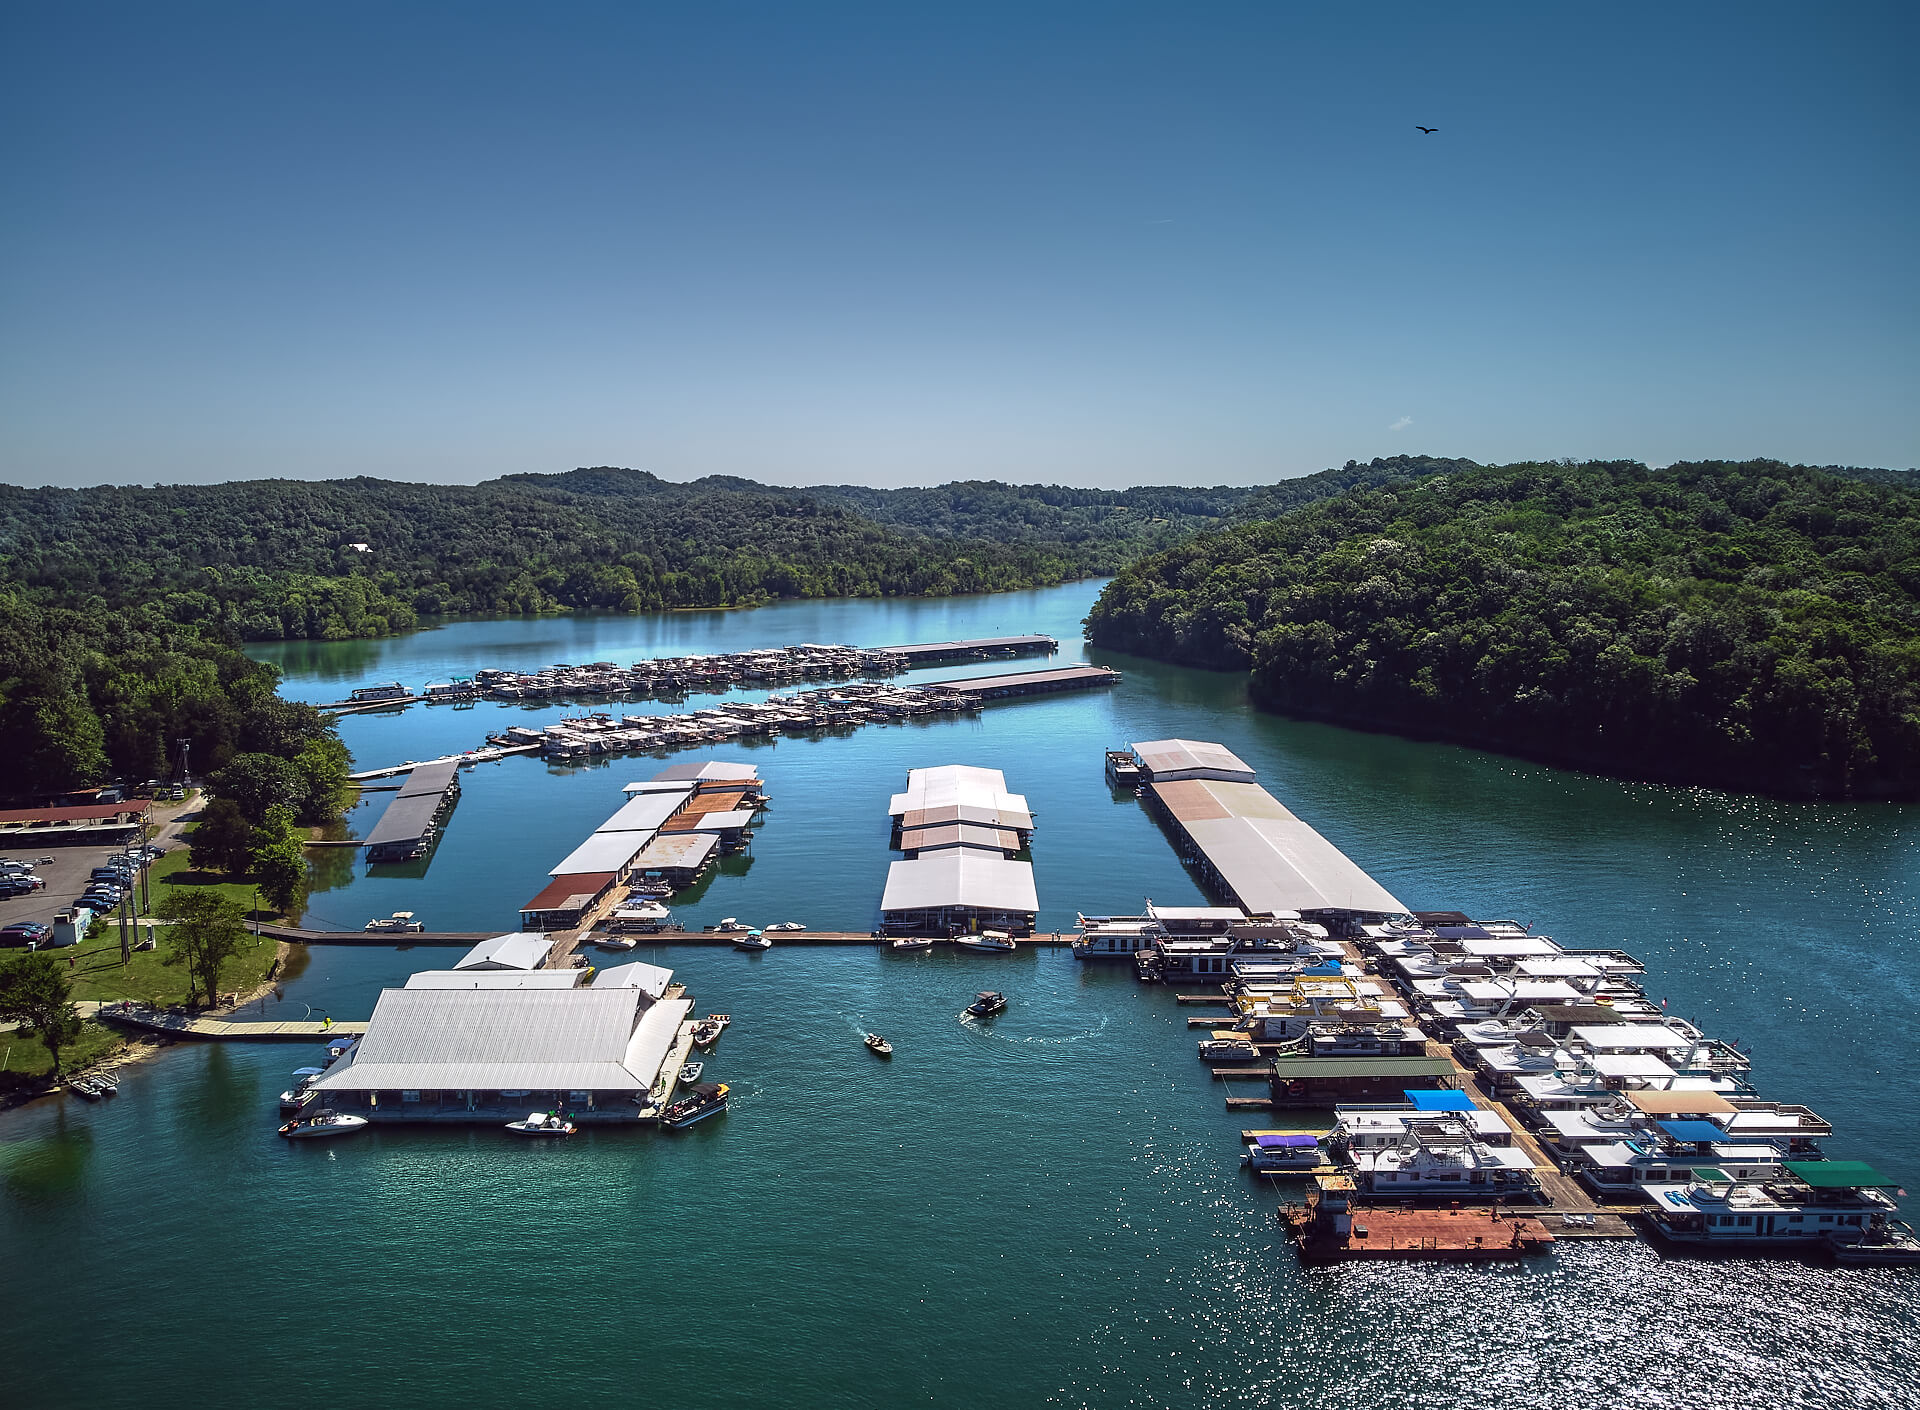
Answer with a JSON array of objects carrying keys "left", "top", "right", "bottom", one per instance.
[{"left": 0, "top": 795, "right": 201, "bottom": 934}]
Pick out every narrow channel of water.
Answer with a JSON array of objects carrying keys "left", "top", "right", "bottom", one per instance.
[{"left": 2, "top": 582, "right": 1912, "bottom": 1408}]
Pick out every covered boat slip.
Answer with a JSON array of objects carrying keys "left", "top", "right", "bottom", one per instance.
[
  {"left": 308, "top": 987, "right": 693, "bottom": 1122},
  {"left": 880, "top": 849, "right": 1038, "bottom": 935},
  {"left": 1142, "top": 774, "right": 1408, "bottom": 920},
  {"left": 362, "top": 759, "right": 464, "bottom": 863},
  {"left": 887, "top": 765, "right": 1032, "bottom": 825}
]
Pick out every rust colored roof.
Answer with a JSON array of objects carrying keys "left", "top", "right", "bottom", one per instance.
[
  {"left": 1148, "top": 779, "right": 1231, "bottom": 822},
  {"left": 0, "top": 801, "right": 152, "bottom": 825},
  {"left": 520, "top": 872, "right": 615, "bottom": 913}
]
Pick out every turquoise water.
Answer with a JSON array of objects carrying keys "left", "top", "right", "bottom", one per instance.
[{"left": 4, "top": 582, "right": 1915, "bottom": 1408}]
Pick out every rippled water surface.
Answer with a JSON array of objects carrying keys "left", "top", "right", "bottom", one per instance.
[{"left": 3, "top": 583, "right": 1914, "bottom": 1409}]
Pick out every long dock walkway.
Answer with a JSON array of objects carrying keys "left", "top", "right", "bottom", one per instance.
[
  {"left": 254, "top": 924, "right": 497, "bottom": 946},
  {"left": 91, "top": 1003, "right": 368, "bottom": 1041}
]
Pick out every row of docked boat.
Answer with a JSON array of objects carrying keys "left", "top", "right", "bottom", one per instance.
[
  {"left": 886, "top": 933, "right": 1018, "bottom": 954},
  {"left": 437, "top": 644, "right": 910, "bottom": 704},
  {"left": 498, "top": 681, "right": 983, "bottom": 760},
  {"left": 65, "top": 1072, "right": 120, "bottom": 1101}
]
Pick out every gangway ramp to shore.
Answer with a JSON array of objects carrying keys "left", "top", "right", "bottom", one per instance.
[{"left": 92, "top": 1004, "right": 369, "bottom": 1041}]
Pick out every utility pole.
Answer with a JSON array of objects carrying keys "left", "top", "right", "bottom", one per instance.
[
  {"left": 176, "top": 736, "right": 192, "bottom": 792},
  {"left": 120, "top": 889, "right": 131, "bottom": 966}
]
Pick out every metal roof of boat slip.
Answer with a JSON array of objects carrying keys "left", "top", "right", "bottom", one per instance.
[
  {"left": 881, "top": 851, "right": 1038, "bottom": 915},
  {"left": 549, "top": 831, "right": 653, "bottom": 877},
  {"left": 1130, "top": 738, "right": 1258, "bottom": 783},
  {"left": 594, "top": 788, "right": 694, "bottom": 834},
  {"left": 888, "top": 765, "right": 1032, "bottom": 821},
  {"left": 309, "top": 990, "right": 691, "bottom": 1094},
  {"left": 1146, "top": 777, "right": 1406, "bottom": 915},
  {"left": 395, "top": 759, "right": 461, "bottom": 798}
]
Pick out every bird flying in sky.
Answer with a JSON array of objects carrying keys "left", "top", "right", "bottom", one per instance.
[{"left": 1416, "top": 126, "right": 1437, "bottom": 133}]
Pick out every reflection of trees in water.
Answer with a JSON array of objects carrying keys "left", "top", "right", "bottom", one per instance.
[
  {"left": 2, "top": 1119, "right": 94, "bottom": 1202},
  {"left": 305, "top": 842, "right": 358, "bottom": 897}
]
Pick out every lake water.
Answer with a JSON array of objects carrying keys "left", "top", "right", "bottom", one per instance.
[{"left": 3, "top": 582, "right": 1914, "bottom": 1409}]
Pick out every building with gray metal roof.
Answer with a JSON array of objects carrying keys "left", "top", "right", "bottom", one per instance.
[
  {"left": 880, "top": 850, "right": 1038, "bottom": 935},
  {"left": 307, "top": 987, "right": 692, "bottom": 1116},
  {"left": 1130, "top": 738, "right": 1257, "bottom": 783},
  {"left": 453, "top": 932, "right": 554, "bottom": 971}
]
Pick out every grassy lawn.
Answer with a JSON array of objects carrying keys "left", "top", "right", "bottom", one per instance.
[
  {"left": 59, "top": 925, "right": 282, "bottom": 1008},
  {"left": 0, "top": 1021, "right": 129, "bottom": 1091},
  {"left": 146, "top": 846, "right": 278, "bottom": 919}
]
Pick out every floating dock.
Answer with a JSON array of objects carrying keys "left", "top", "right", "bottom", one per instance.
[
  {"left": 362, "top": 760, "right": 462, "bottom": 863},
  {"left": 879, "top": 634, "right": 1057, "bottom": 665},
  {"left": 922, "top": 665, "right": 1120, "bottom": 701}
]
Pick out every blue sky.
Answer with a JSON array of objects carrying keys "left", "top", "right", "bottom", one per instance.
[{"left": 1, "top": 2, "right": 1913, "bottom": 488}]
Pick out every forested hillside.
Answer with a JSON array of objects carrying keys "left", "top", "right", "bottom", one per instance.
[{"left": 1086, "top": 458, "right": 1920, "bottom": 799}]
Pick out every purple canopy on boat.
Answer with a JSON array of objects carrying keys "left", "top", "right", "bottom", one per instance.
[{"left": 1254, "top": 1134, "right": 1320, "bottom": 1148}]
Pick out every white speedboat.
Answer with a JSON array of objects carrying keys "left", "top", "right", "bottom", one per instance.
[
  {"left": 678, "top": 1061, "right": 704, "bottom": 1085},
  {"left": 277, "top": 1111, "right": 369, "bottom": 1140},
  {"left": 505, "top": 1112, "right": 576, "bottom": 1137},
  {"left": 594, "top": 935, "right": 639, "bottom": 951},
  {"left": 765, "top": 921, "right": 806, "bottom": 932},
  {"left": 732, "top": 931, "right": 772, "bottom": 951},
  {"left": 952, "top": 931, "right": 1017, "bottom": 953},
  {"left": 890, "top": 937, "right": 935, "bottom": 952},
  {"left": 864, "top": 1033, "right": 893, "bottom": 1058}
]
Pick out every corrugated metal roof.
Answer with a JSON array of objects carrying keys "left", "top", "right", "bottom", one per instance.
[
  {"left": 651, "top": 760, "right": 760, "bottom": 783},
  {"left": 662, "top": 808, "right": 755, "bottom": 832},
  {"left": 898, "top": 822, "right": 1021, "bottom": 854},
  {"left": 549, "top": 831, "right": 652, "bottom": 876},
  {"left": 395, "top": 759, "right": 461, "bottom": 798},
  {"left": 405, "top": 970, "right": 582, "bottom": 990},
  {"left": 309, "top": 989, "right": 688, "bottom": 1093},
  {"left": 1130, "top": 738, "right": 1257, "bottom": 782},
  {"left": 595, "top": 790, "right": 692, "bottom": 834},
  {"left": 631, "top": 831, "right": 717, "bottom": 870},
  {"left": 880, "top": 852, "right": 1038, "bottom": 915},
  {"left": 521, "top": 873, "right": 614, "bottom": 914},
  {"left": 1150, "top": 778, "right": 1406, "bottom": 915},
  {"left": 590, "top": 960, "right": 674, "bottom": 999},
  {"left": 362, "top": 791, "right": 444, "bottom": 849},
  {"left": 896, "top": 803, "right": 1035, "bottom": 832},
  {"left": 453, "top": 933, "right": 554, "bottom": 970}
]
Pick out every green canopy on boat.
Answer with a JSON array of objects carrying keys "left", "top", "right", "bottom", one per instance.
[{"left": 1782, "top": 1160, "right": 1894, "bottom": 1189}]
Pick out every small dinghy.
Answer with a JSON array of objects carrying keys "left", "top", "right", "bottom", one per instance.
[
  {"left": 678, "top": 1060, "right": 704, "bottom": 1085},
  {"left": 864, "top": 1033, "right": 893, "bottom": 1058},
  {"left": 67, "top": 1077, "right": 104, "bottom": 1102},
  {"left": 505, "top": 1112, "right": 577, "bottom": 1137}
]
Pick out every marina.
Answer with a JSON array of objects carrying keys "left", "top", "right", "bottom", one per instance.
[
  {"left": 317, "top": 634, "right": 1061, "bottom": 711},
  {"left": 11, "top": 584, "right": 1914, "bottom": 1409}
]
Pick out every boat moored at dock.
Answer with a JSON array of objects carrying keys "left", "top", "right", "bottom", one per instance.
[
  {"left": 661, "top": 1082, "right": 729, "bottom": 1130},
  {"left": 278, "top": 1111, "right": 370, "bottom": 1140}
]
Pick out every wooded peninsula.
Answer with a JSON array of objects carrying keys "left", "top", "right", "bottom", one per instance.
[{"left": 1085, "top": 457, "right": 1920, "bottom": 799}]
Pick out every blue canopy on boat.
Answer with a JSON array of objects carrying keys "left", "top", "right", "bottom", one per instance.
[
  {"left": 291, "top": 1067, "right": 325, "bottom": 1078},
  {"left": 1255, "top": 1134, "right": 1321, "bottom": 1148},
  {"left": 1405, "top": 1089, "right": 1474, "bottom": 1111},
  {"left": 1659, "top": 1120, "right": 1729, "bottom": 1144}
]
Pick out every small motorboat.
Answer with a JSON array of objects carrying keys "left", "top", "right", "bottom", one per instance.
[
  {"left": 965, "top": 991, "right": 1008, "bottom": 1019},
  {"left": 277, "top": 1110, "right": 369, "bottom": 1140},
  {"left": 889, "top": 937, "right": 935, "bottom": 952},
  {"left": 679, "top": 1061, "right": 704, "bottom": 1085},
  {"left": 765, "top": 921, "right": 806, "bottom": 932},
  {"left": 864, "top": 1033, "right": 893, "bottom": 1058},
  {"left": 713, "top": 917, "right": 747, "bottom": 933},
  {"left": 364, "top": 911, "right": 425, "bottom": 933},
  {"left": 952, "top": 931, "right": 1017, "bottom": 953},
  {"left": 690, "top": 1013, "right": 731, "bottom": 1048},
  {"left": 91, "top": 1072, "right": 120, "bottom": 1096},
  {"left": 732, "top": 931, "right": 772, "bottom": 951},
  {"left": 594, "top": 935, "right": 639, "bottom": 951},
  {"left": 280, "top": 1066, "right": 326, "bottom": 1112},
  {"left": 661, "top": 1081, "right": 729, "bottom": 1130},
  {"left": 505, "top": 1112, "right": 577, "bottom": 1137},
  {"left": 67, "top": 1077, "right": 104, "bottom": 1101}
]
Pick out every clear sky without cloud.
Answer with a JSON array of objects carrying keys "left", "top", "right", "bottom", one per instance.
[{"left": 1, "top": 2, "right": 1913, "bottom": 489}]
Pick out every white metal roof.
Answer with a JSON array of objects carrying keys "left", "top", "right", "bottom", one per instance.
[
  {"left": 1180, "top": 814, "right": 1407, "bottom": 915},
  {"left": 404, "top": 970, "right": 582, "bottom": 990},
  {"left": 1129, "top": 738, "right": 1257, "bottom": 782},
  {"left": 880, "top": 851, "right": 1038, "bottom": 915},
  {"left": 452, "top": 933, "right": 554, "bottom": 971},
  {"left": 671, "top": 809, "right": 755, "bottom": 832},
  {"left": 652, "top": 760, "right": 759, "bottom": 783},
  {"left": 1146, "top": 905, "right": 1248, "bottom": 922},
  {"left": 622, "top": 780, "right": 699, "bottom": 795},
  {"left": 888, "top": 764, "right": 1029, "bottom": 820},
  {"left": 596, "top": 790, "right": 692, "bottom": 834},
  {"left": 590, "top": 960, "right": 675, "bottom": 1000},
  {"left": 1573, "top": 1024, "right": 1695, "bottom": 1050},
  {"left": 1588, "top": 1053, "right": 1678, "bottom": 1077},
  {"left": 308, "top": 988, "right": 689, "bottom": 1093},
  {"left": 1458, "top": 936, "right": 1561, "bottom": 957},
  {"left": 548, "top": 831, "right": 651, "bottom": 876}
]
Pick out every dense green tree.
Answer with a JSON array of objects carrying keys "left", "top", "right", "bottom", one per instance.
[
  {"left": 0, "top": 955, "right": 84, "bottom": 1073},
  {"left": 1087, "top": 458, "right": 1920, "bottom": 800},
  {"left": 208, "top": 752, "right": 303, "bottom": 824},
  {"left": 187, "top": 798, "right": 255, "bottom": 874},
  {"left": 156, "top": 890, "right": 249, "bottom": 1007},
  {"left": 248, "top": 805, "right": 308, "bottom": 915}
]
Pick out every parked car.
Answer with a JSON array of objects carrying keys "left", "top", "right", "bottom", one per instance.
[
  {"left": 1, "top": 921, "right": 51, "bottom": 946},
  {"left": 0, "top": 880, "right": 38, "bottom": 900}
]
